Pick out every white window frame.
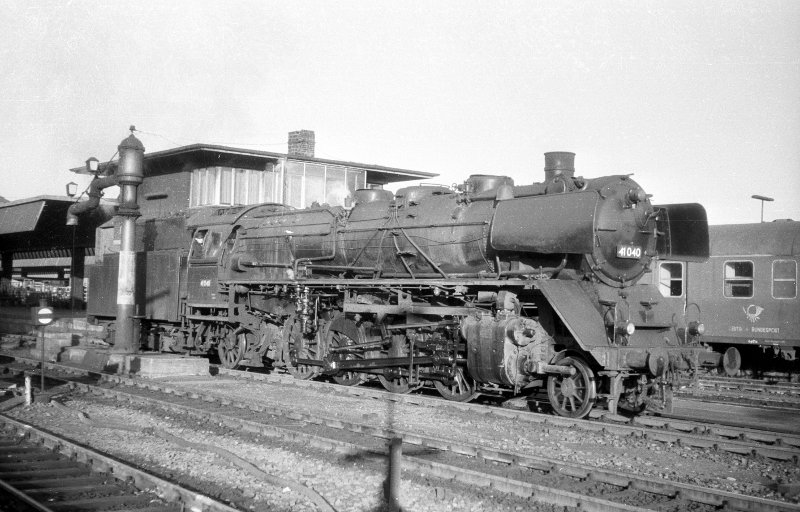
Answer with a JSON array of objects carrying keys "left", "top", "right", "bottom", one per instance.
[
  {"left": 723, "top": 260, "right": 754, "bottom": 299},
  {"left": 657, "top": 261, "right": 684, "bottom": 298},
  {"left": 772, "top": 259, "right": 797, "bottom": 299},
  {"left": 190, "top": 165, "right": 281, "bottom": 207},
  {"left": 283, "top": 161, "right": 366, "bottom": 208}
]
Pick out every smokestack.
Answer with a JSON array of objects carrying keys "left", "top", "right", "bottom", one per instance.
[
  {"left": 544, "top": 152, "right": 575, "bottom": 181},
  {"left": 288, "top": 130, "right": 315, "bottom": 158}
]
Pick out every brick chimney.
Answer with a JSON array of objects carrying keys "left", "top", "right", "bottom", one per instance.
[{"left": 288, "top": 130, "right": 315, "bottom": 158}]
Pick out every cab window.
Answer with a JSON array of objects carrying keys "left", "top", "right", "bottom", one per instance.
[
  {"left": 773, "top": 260, "right": 797, "bottom": 299},
  {"left": 190, "top": 229, "right": 223, "bottom": 260},
  {"left": 724, "top": 260, "right": 753, "bottom": 298},
  {"left": 658, "top": 262, "right": 684, "bottom": 297}
]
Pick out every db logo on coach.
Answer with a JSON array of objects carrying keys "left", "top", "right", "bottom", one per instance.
[{"left": 743, "top": 304, "right": 764, "bottom": 323}]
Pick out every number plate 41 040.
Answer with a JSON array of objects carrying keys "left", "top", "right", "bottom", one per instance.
[{"left": 616, "top": 244, "right": 642, "bottom": 259}]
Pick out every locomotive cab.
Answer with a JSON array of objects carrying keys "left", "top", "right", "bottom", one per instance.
[{"left": 187, "top": 227, "right": 226, "bottom": 304}]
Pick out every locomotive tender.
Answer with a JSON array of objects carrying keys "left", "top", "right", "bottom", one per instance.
[{"left": 88, "top": 152, "right": 712, "bottom": 418}]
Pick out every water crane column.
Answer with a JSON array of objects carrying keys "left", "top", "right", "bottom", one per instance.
[{"left": 114, "top": 127, "right": 145, "bottom": 353}]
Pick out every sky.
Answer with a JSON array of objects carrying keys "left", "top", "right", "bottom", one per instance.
[{"left": 1, "top": 0, "right": 798, "bottom": 225}]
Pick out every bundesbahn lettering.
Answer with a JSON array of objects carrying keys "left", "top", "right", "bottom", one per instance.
[{"left": 751, "top": 326, "right": 780, "bottom": 334}]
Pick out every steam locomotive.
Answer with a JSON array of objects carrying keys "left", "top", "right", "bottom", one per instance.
[{"left": 87, "top": 152, "right": 713, "bottom": 418}]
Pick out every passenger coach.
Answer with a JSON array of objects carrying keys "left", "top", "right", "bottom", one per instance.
[{"left": 654, "top": 220, "right": 799, "bottom": 375}]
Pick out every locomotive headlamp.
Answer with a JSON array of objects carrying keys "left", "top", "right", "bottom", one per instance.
[
  {"left": 625, "top": 322, "right": 636, "bottom": 336},
  {"left": 688, "top": 321, "right": 705, "bottom": 336},
  {"left": 617, "top": 322, "right": 636, "bottom": 336},
  {"left": 85, "top": 157, "right": 100, "bottom": 175}
]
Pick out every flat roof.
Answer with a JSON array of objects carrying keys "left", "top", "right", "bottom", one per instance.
[
  {"left": 70, "top": 143, "right": 438, "bottom": 184},
  {"left": 0, "top": 196, "right": 100, "bottom": 252}
]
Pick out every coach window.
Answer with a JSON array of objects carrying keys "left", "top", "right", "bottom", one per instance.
[
  {"left": 723, "top": 260, "right": 754, "bottom": 298},
  {"left": 773, "top": 260, "right": 797, "bottom": 299},
  {"left": 658, "top": 262, "right": 684, "bottom": 297}
]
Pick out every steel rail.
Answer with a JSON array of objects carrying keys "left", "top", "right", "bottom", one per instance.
[
  {"left": 219, "top": 366, "right": 800, "bottom": 457},
  {"left": 0, "top": 414, "right": 241, "bottom": 512},
  {"left": 4, "top": 351, "right": 800, "bottom": 461},
  {"left": 3, "top": 352, "right": 800, "bottom": 459},
  {"left": 9, "top": 362, "right": 795, "bottom": 512},
  {"left": 62, "top": 376, "right": 800, "bottom": 512}
]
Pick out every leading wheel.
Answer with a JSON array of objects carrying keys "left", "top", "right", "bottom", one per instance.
[
  {"left": 547, "top": 356, "right": 596, "bottom": 419},
  {"left": 433, "top": 368, "right": 477, "bottom": 402},
  {"left": 218, "top": 330, "right": 247, "bottom": 369}
]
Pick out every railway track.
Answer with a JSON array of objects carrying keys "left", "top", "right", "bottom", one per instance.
[
  {"left": 4, "top": 354, "right": 800, "bottom": 462},
  {"left": 0, "top": 413, "right": 240, "bottom": 512},
  {"left": 690, "top": 375, "right": 800, "bottom": 396},
  {"left": 675, "top": 375, "right": 800, "bottom": 409},
  {"left": 11, "top": 374, "right": 800, "bottom": 512},
  {"left": 214, "top": 366, "right": 800, "bottom": 461},
  {"left": 0, "top": 357, "right": 798, "bottom": 511}
]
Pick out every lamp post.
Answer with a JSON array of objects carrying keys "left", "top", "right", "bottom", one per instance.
[{"left": 751, "top": 195, "right": 774, "bottom": 223}]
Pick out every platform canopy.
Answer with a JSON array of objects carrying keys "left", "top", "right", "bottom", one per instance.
[{"left": 0, "top": 196, "right": 102, "bottom": 257}]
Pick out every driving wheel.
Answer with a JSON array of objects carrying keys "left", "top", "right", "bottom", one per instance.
[
  {"left": 218, "top": 329, "right": 247, "bottom": 369},
  {"left": 379, "top": 373, "right": 410, "bottom": 393},
  {"left": 285, "top": 315, "right": 321, "bottom": 380},
  {"left": 327, "top": 316, "right": 367, "bottom": 386},
  {"left": 547, "top": 356, "right": 596, "bottom": 419}
]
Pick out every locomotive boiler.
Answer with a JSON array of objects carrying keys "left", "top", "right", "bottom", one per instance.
[{"left": 90, "top": 152, "right": 713, "bottom": 418}]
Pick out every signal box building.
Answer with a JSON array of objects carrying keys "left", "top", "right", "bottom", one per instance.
[
  {"left": 1, "top": 130, "right": 435, "bottom": 309},
  {"left": 69, "top": 129, "right": 436, "bottom": 263}
]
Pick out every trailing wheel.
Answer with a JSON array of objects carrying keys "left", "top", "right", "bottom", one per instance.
[
  {"left": 433, "top": 368, "right": 477, "bottom": 402},
  {"left": 547, "top": 356, "right": 596, "bottom": 419},
  {"left": 218, "top": 329, "right": 247, "bottom": 369}
]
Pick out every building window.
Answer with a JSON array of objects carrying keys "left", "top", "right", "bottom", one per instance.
[
  {"left": 723, "top": 260, "right": 754, "bottom": 298},
  {"left": 773, "top": 260, "right": 797, "bottom": 299},
  {"left": 658, "top": 262, "right": 684, "bottom": 297},
  {"left": 282, "top": 161, "right": 366, "bottom": 209},
  {"left": 190, "top": 165, "right": 280, "bottom": 207}
]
